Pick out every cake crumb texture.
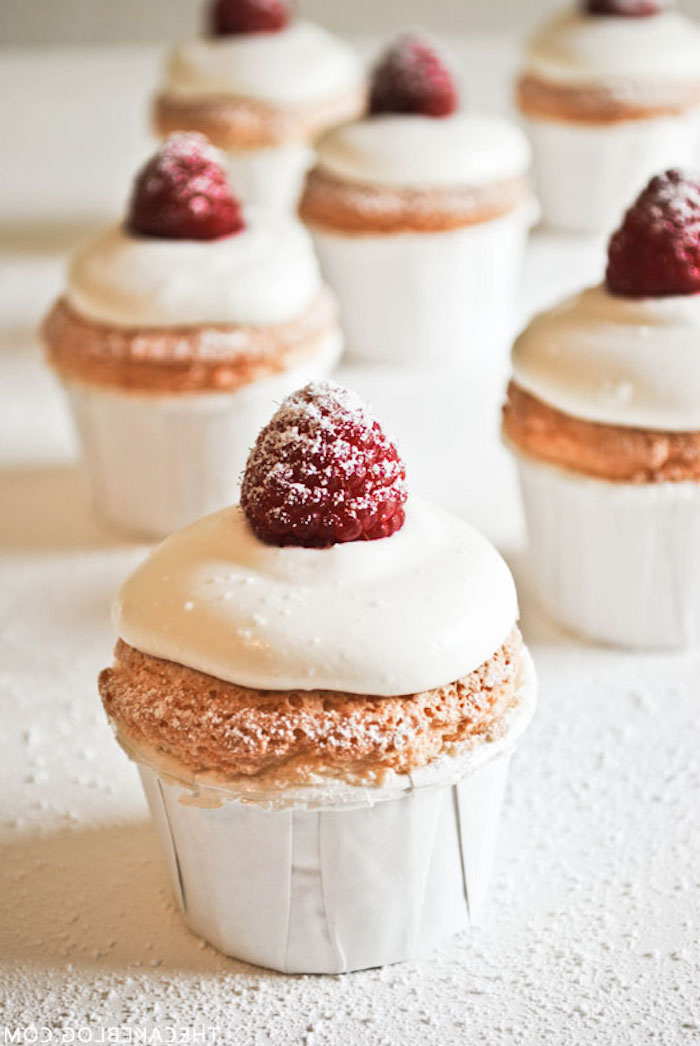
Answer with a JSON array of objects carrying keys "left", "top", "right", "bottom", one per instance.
[
  {"left": 99, "top": 630, "right": 524, "bottom": 785},
  {"left": 503, "top": 381, "right": 700, "bottom": 482},
  {"left": 42, "top": 291, "right": 337, "bottom": 393},
  {"left": 299, "top": 168, "right": 530, "bottom": 234},
  {"left": 154, "top": 87, "right": 365, "bottom": 149},
  {"left": 517, "top": 73, "right": 700, "bottom": 123}
]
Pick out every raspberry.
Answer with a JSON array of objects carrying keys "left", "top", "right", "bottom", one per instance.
[
  {"left": 369, "top": 32, "right": 459, "bottom": 119},
  {"left": 606, "top": 169, "right": 700, "bottom": 297},
  {"left": 209, "top": 0, "right": 291, "bottom": 35},
  {"left": 127, "top": 133, "right": 245, "bottom": 241},
  {"left": 585, "top": 0, "right": 669, "bottom": 14},
  {"left": 241, "top": 382, "right": 408, "bottom": 548}
]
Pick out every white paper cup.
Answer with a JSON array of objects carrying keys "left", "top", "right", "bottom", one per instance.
[
  {"left": 62, "top": 332, "right": 341, "bottom": 539},
  {"left": 132, "top": 654, "right": 535, "bottom": 974},
  {"left": 223, "top": 143, "right": 315, "bottom": 213},
  {"left": 514, "top": 450, "right": 700, "bottom": 648},
  {"left": 310, "top": 203, "right": 536, "bottom": 371},
  {"left": 525, "top": 111, "right": 700, "bottom": 235}
]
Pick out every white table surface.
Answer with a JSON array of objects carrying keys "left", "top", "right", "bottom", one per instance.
[{"left": 1, "top": 39, "right": 698, "bottom": 1046}]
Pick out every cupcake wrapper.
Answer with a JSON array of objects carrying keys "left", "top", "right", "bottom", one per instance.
[
  {"left": 139, "top": 757, "right": 507, "bottom": 973},
  {"left": 62, "top": 333, "right": 341, "bottom": 539},
  {"left": 525, "top": 111, "right": 700, "bottom": 235},
  {"left": 515, "top": 451, "right": 700, "bottom": 648},
  {"left": 223, "top": 144, "right": 314, "bottom": 212},
  {"left": 135, "top": 655, "right": 535, "bottom": 974},
  {"left": 311, "top": 203, "right": 535, "bottom": 370}
]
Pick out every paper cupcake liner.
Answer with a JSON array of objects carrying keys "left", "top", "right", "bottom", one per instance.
[
  {"left": 133, "top": 652, "right": 535, "bottom": 974},
  {"left": 515, "top": 451, "right": 700, "bottom": 648},
  {"left": 63, "top": 332, "right": 341, "bottom": 539},
  {"left": 525, "top": 111, "right": 700, "bottom": 235},
  {"left": 223, "top": 143, "right": 314, "bottom": 212},
  {"left": 311, "top": 202, "right": 536, "bottom": 372}
]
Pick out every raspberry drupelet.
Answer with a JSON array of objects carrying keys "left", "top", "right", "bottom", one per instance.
[
  {"left": 241, "top": 381, "right": 408, "bottom": 547},
  {"left": 127, "top": 133, "right": 245, "bottom": 241},
  {"left": 369, "top": 32, "right": 459, "bottom": 119},
  {"left": 606, "top": 169, "right": 700, "bottom": 298}
]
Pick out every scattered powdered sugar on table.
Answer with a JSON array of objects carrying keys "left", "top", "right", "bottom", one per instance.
[
  {"left": 1, "top": 40, "right": 699, "bottom": 1046},
  {"left": 1, "top": 460, "right": 698, "bottom": 1044}
]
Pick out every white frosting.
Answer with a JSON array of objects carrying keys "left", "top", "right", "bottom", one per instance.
[
  {"left": 523, "top": 9, "right": 700, "bottom": 86},
  {"left": 114, "top": 498, "right": 518, "bottom": 697},
  {"left": 315, "top": 114, "right": 531, "bottom": 189},
  {"left": 163, "top": 21, "right": 363, "bottom": 106},
  {"left": 512, "top": 283, "right": 700, "bottom": 431},
  {"left": 66, "top": 212, "right": 322, "bottom": 328}
]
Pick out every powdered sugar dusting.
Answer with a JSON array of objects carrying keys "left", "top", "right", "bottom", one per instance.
[
  {"left": 607, "top": 168, "right": 700, "bottom": 297},
  {"left": 99, "top": 632, "right": 522, "bottom": 788},
  {"left": 4, "top": 35, "right": 700, "bottom": 1043},
  {"left": 127, "top": 132, "right": 244, "bottom": 241},
  {"left": 369, "top": 31, "right": 459, "bottom": 118},
  {"left": 241, "top": 381, "right": 408, "bottom": 547},
  {"left": 148, "top": 132, "right": 223, "bottom": 173}
]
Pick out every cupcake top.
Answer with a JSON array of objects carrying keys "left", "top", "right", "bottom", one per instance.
[
  {"left": 511, "top": 169, "right": 700, "bottom": 432},
  {"left": 523, "top": 5, "right": 700, "bottom": 88},
  {"left": 66, "top": 134, "right": 322, "bottom": 328},
  {"left": 114, "top": 382, "right": 518, "bottom": 697},
  {"left": 314, "top": 32, "right": 530, "bottom": 191},
  {"left": 163, "top": 10, "right": 363, "bottom": 107},
  {"left": 315, "top": 114, "right": 531, "bottom": 191}
]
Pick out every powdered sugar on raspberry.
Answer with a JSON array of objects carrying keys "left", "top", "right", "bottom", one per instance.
[
  {"left": 241, "top": 381, "right": 407, "bottom": 547},
  {"left": 606, "top": 168, "right": 700, "bottom": 297},
  {"left": 127, "top": 133, "right": 245, "bottom": 241},
  {"left": 369, "top": 31, "right": 459, "bottom": 119}
]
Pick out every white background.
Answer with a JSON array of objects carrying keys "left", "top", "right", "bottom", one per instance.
[{"left": 2, "top": 0, "right": 700, "bottom": 44}]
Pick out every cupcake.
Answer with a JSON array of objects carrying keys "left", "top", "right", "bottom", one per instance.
[
  {"left": 154, "top": 0, "right": 365, "bottom": 212},
  {"left": 517, "top": 0, "right": 700, "bottom": 234},
  {"left": 299, "top": 31, "right": 535, "bottom": 369},
  {"left": 42, "top": 134, "right": 342, "bottom": 539},
  {"left": 99, "top": 382, "right": 536, "bottom": 973},
  {"left": 503, "top": 169, "right": 700, "bottom": 647}
]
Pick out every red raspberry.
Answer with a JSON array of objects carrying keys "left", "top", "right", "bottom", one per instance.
[
  {"left": 585, "top": 0, "right": 669, "bottom": 14},
  {"left": 369, "top": 32, "right": 459, "bottom": 119},
  {"left": 127, "top": 134, "right": 245, "bottom": 241},
  {"left": 606, "top": 169, "right": 700, "bottom": 297},
  {"left": 209, "top": 0, "right": 291, "bottom": 35},
  {"left": 241, "top": 382, "right": 408, "bottom": 548}
]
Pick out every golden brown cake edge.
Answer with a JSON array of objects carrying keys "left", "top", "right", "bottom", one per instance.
[
  {"left": 42, "top": 291, "right": 338, "bottom": 394},
  {"left": 99, "top": 629, "right": 525, "bottom": 788},
  {"left": 503, "top": 381, "right": 700, "bottom": 483}
]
